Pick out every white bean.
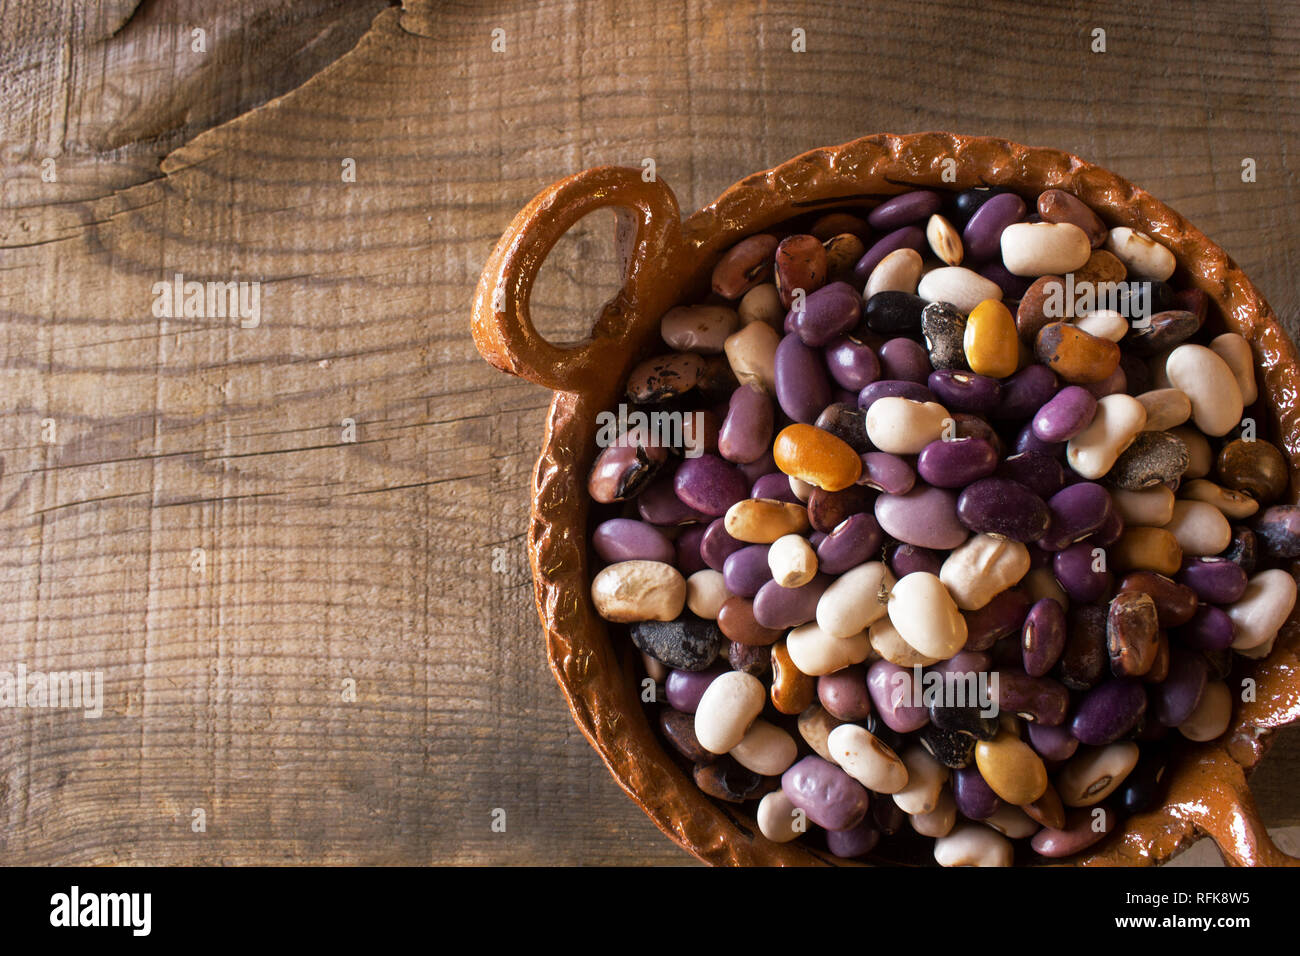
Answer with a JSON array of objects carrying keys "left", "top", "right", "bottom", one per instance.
[
  {"left": 1135, "top": 388, "right": 1191, "bottom": 432},
  {"left": 893, "top": 745, "right": 949, "bottom": 815},
  {"left": 865, "top": 397, "right": 953, "bottom": 455},
  {"left": 694, "top": 671, "right": 766, "bottom": 754},
  {"left": 1066, "top": 393, "right": 1147, "bottom": 480},
  {"left": 723, "top": 320, "right": 779, "bottom": 394},
  {"left": 982, "top": 804, "right": 1039, "bottom": 839},
  {"left": 1111, "top": 485, "right": 1176, "bottom": 526},
  {"left": 926, "top": 214, "right": 964, "bottom": 266},
  {"left": 768, "top": 533, "right": 817, "bottom": 588},
  {"left": 729, "top": 719, "right": 798, "bottom": 776},
  {"left": 786, "top": 621, "right": 873, "bottom": 676},
  {"left": 756, "top": 790, "right": 803, "bottom": 843},
  {"left": 916, "top": 266, "right": 1003, "bottom": 313},
  {"left": 737, "top": 283, "right": 784, "bottom": 329},
  {"left": 869, "top": 616, "right": 940, "bottom": 667},
  {"left": 865, "top": 247, "right": 924, "bottom": 298},
  {"left": 1228, "top": 569, "right": 1298, "bottom": 651},
  {"left": 1000, "top": 222, "right": 1092, "bottom": 277},
  {"left": 1180, "top": 479, "right": 1259, "bottom": 520},
  {"left": 909, "top": 787, "right": 957, "bottom": 837},
  {"left": 686, "top": 569, "right": 728, "bottom": 619},
  {"left": 1074, "top": 308, "right": 1128, "bottom": 342},
  {"left": 1105, "top": 226, "right": 1176, "bottom": 281},
  {"left": 827, "top": 723, "right": 909, "bottom": 794},
  {"left": 1210, "top": 332, "right": 1258, "bottom": 405},
  {"left": 817, "top": 561, "right": 893, "bottom": 638},
  {"left": 934, "top": 824, "right": 1014, "bottom": 867},
  {"left": 1056, "top": 741, "right": 1140, "bottom": 807},
  {"left": 939, "top": 534, "right": 1031, "bottom": 611},
  {"left": 1163, "top": 499, "right": 1232, "bottom": 556},
  {"left": 887, "top": 572, "right": 968, "bottom": 659},
  {"left": 1165, "top": 344, "right": 1243, "bottom": 437},
  {"left": 1178, "top": 681, "right": 1233, "bottom": 742}
]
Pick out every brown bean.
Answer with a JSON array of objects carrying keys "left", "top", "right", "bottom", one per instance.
[
  {"left": 1059, "top": 605, "right": 1109, "bottom": 691},
  {"left": 1111, "top": 527, "right": 1183, "bottom": 575},
  {"left": 824, "top": 233, "right": 867, "bottom": 284},
  {"left": 728, "top": 640, "right": 772, "bottom": 676},
  {"left": 626, "top": 352, "right": 705, "bottom": 402},
  {"left": 1106, "top": 591, "right": 1159, "bottom": 677},
  {"left": 1035, "top": 322, "right": 1121, "bottom": 384},
  {"left": 1023, "top": 782, "right": 1067, "bottom": 830},
  {"left": 587, "top": 441, "right": 668, "bottom": 503},
  {"left": 1115, "top": 572, "right": 1198, "bottom": 627},
  {"left": 1015, "top": 275, "right": 1065, "bottom": 342},
  {"left": 659, "top": 707, "right": 717, "bottom": 763},
  {"left": 1216, "top": 438, "right": 1289, "bottom": 504},
  {"left": 717, "top": 596, "right": 785, "bottom": 646},
  {"left": 1142, "top": 631, "right": 1170, "bottom": 684},
  {"left": 775, "top": 234, "right": 828, "bottom": 308},
  {"left": 770, "top": 639, "right": 817, "bottom": 715},
  {"left": 712, "top": 234, "right": 779, "bottom": 299},
  {"left": 1038, "top": 189, "right": 1107, "bottom": 247},
  {"left": 693, "top": 757, "right": 774, "bottom": 803},
  {"left": 1072, "top": 249, "right": 1127, "bottom": 285},
  {"left": 807, "top": 484, "right": 874, "bottom": 533}
]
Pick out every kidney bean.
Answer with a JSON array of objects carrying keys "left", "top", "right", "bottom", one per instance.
[
  {"left": 1117, "top": 748, "right": 1171, "bottom": 815},
  {"left": 1026, "top": 722, "right": 1079, "bottom": 762},
  {"left": 824, "top": 233, "right": 868, "bottom": 284},
  {"left": 888, "top": 543, "right": 944, "bottom": 578},
  {"left": 1110, "top": 431, "right": 1189, "bottom": 491},
  {"left": 665, "top": 663, "right": 727, "bottom": 713},
  {"left": 927, "top": 369, "right": 1002, "bottom": 414},
  {"left": 781, "top": 755, "right": 871, "bottom": 831},
  {"left": 1255, "top": 505, "right": 1300, "bottom": 559},
  {"left": 917, "top": 437, "right": 998, "bottom": 488},
  {"left": 1153, "top": 646, "right": 1209, "bottom": 726},
  {"left": 940, "top": 534, "right": 1031, "bottom": 611},
  {"left": 887, "top": 571, "right": 969, "bottom": 659},
  {"left": 964, "top": 589, "right": 1032, "bottom": 652},
  {"left": 956, "top": 478, "right": 1050, "bottom": 542},
  {"left": 857, "top": 452, "right": 917, "bottom": 495},
  {"left": 975, "top": 732, "right": 1048, "bottom": 806},
  {"left": 724, "top": 498, "right": 810, "bottom": 543},
  {"left": 814, "top": 513, "right": 884, "bottom": 574},
  {"left": 673, "top": 453, "right": 748, "bottom": 517},
  {"left": 952, "top": 765, "right": 1002, "bottom": 820},
  {"left": 1070, "top": 678, "right": 1147, "bottom": 745},
  {"left": 1178, "top": 680, "right": 1233, "bottom": 741},
  {"left": 813, "top": 402, "right": 871, "bottom": 455},
  {"left": 1125, "top": 310, "right": 1202, "bottom": 356},
  {"left": 1178, "top": 557, "right": 1248, "bottom": 605},
  {"left": 895, "top": 745, "right": 951, "bottom": 814},
  {"left": 993, "top": 365, "right": 1059, "bottom": 420},
  {"left": 699, "top": 517, "right": 744, "bottom": 572},
  {"left": 1107, "top": 591, "right": 1159, "bottom": 677},
  {"left": 827, "top": 820, "right": 882, "bottom": 858},
  {"left": 817, "top": 562, "right": 892, "bottom": 639},
  {"left": 749, "top": 472, "right": 800, "bottom": 504},
  {"left": 592, "top": 519, "right": 675, "bottom": 564},
  {"left": 995, "top": 452, "right": 1066, "bottom": 500},
  {"left": 1222, "top": 525, "right": 1258, "bottom": 573},
  {"left": 879, "top": 336, "right": 934, "bottom": 383},
  {"left": 788, "top": 281, "right": 860, "bottom": 346},
  {"left": 1022, "top": 598, "right": 1067, "bottom": 677},
  {"left": 659, "top": 706, "right": 716, "bottom": 763},
  {"left": 1032, "top": 386, "right": 1098, "bottom": 443},
  {"left": 865, "top": 248, "right": 924, "bottom": 299},
  {"left": 876, "top": 484, "right": 968, "bottom": 550},
  {"left": 721, "top": 545, "right": 771, "bottom": 598},
  {"left": 1165, "top": 344, "right": 1243, "bottom": 437},
  {"left": 824, "top": 335, "right": 880, "bottom": 390},
  {"left": 1059, "top": 604, "right": 1109, "bottom": 690},
  {"left": 676, "top": 525, "right": 709, "bottom": 575},
  {"left": 1116, "top": 571, "right": 1198, "bottom": 627},
  {"left": 1036, "top": 322, "right": 1121, "bottom": 385},
  {"left": 1227, "top": 568, "right": 1298, "bottom": 652},
  {"left": 1037, "top": 189, "right": 1107, "bottom": 247},
  {"left": 716, "top": 596, "right": 784, "bottom": 647},
  {"left": 1031, "top": 805, "right": 1117, "bottom": 858},
  {"left": 1175, "top": 604, "right": 1235, "bottom": 652},
  {"left": 858, "top": 378, "right": 936, "bottom": 409},
  {"left": 1052, "top": 541, "right": 1111, "bottom": 603},
  {"left": 854, "top": 225, "right": 927, "bottom": 283},
  {"left": 997, "top": 669, "right": 1069, "bottom": 726},
  {"left": 1039, "top": 482, "right": 1113, "bottom": 551},
  {"left": 964, "top": 191, "right": 1027, "bottom": 261},
  {"left": 693, "top": 757, "right": 770, "bottom": 803},
  {"left": 756, "top": 789, "right": 802, "bottom": 843},
  {"left": 728, "top": 640, "right": 771, "bottom": 676},
  {"left": 867, "top": 659, "right": 930, "bottom": 733},
  {"left": 870, "top": 189, "right": 943, "bottom": 230},
  {"left": 977, "top": 260, "right": 1033, "bottom": 300},
  {"left": 773, "top": 234, "right": 828, "bottom": 309},
  {"left": 1015, "top": 423, "right": 1065, "bottom": 459},
  {"left": 686, "top": 569, "right": 727, "bottom": 619},
  {"left": 1209, "top": 332, "right": 1258, "bottom": 405},
  {"left": 817, "top": 666, "right": 872, "bottom": 722},
  {"left": 828, "top": 724, "right": 908, "bottom": 795},
  {"left": 920, "top": 725, "right": 977, "bottom": 769},
  {"left": 712, "top": 234, "right": 779, "bottom": 299},
  {"left": 773, "top": 332, "right": 832, "bottom": 423}
]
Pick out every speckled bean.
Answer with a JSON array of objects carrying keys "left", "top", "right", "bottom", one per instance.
[{"left": 591, "top": 560, "right": 686, "bottom": 622}]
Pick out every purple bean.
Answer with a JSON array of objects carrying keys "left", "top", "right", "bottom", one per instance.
[
  {"left": 927, "top": 369, "right": 1002, "bottom": 413},
  {"left": 1082, "top": 364, "right": 1127, "bottom": 399},
  {"left": 868, "top": 190, "right": 943, "bottom": 230},
  {"left": 676, "top": 524, "right": 708, "bottom": 575},
  {"left": 994, "top": 364, "right": 1059, "bottom": 419},
  {"left": 995, "top": 451, "right": 1066, "bottom": 499},
  {"left": 638, "top": 467, "right": 711, "bottom": 525},
  {"left": 1153, "top": 647, "right": 1209, "bottom": 726},
  {"left": 592, "top": 518, "right": 676, "bottom": 564},
  {"left": 753, "top": 573, "right": 832, "bottom": 629},
  {"left": 825, "top": 820, "right": 881, "bottom": 857},
  {"left": 816, "top": 513, "right": 884, "bottom": 574},
  {"left": 956, "top": 478, "right": 1050, "bottom": 542},
  {"left": 876, "top": 485, "right": 968, "bottom": 550},
  {"left": 964, "top": 589, "right": 1031, "bottom": 651},
  {"left": 1015, "top": 423, "right": 1065, "bottom": 459},
  {"left": 1070, "top": 678, "right": 1147, "bottom": 745},
  {"left": 774, "top": 332, "right": 832, "bottom": 423},
  {"left": 1026, "top": 722, "right": 1079, "bottom": 762},
  {"left": 1175, "top": 604, "right": 1236, "bottom": 651},
  {"left": 853, "top": 225, "right": 927, "bottom": 283},
  {"left": 858, "top": 378, "right": 936, "bottom": 410},
  {"left": 782, "top": 755, "right": 871, "bottom": 832},
  {"left": 738, "top": 448, "right": 777, "bottom": 485},
  {"left": 674, "top": 453, "right": 748, "bottom": 516},
  {"left": 1052, "top": 540, "right": 1112, "bottom": 602},
  {"left": 978, "top": 260, "right": 1034, "bottom": 300},
  {"left": 963, "top": 192, "right": 1027, "bottom": 261},
  {"left": 818, "top": 665, "right": 872, "bottom": 720},
  {"left": 888, "top": 543, "right": 944, "bottom": 578},
  {"left": 717, "top": 384, "right": 774, "bottom": 464},
  {"left": 789, "top": 281, "right": 863, "bottom": 347},
  {"left": 750, "top": 471, "right": 801, "bottom": 503},
  {"left": 878, "top": 337, "right": 933, "bottom": 384},
  {"left": 997, "top": 668, "right": 1070, "bottom": 726},
  {"left": 1032, "top": 386, "right": 1098, "bottom": 443},
  {"left": 700, "top": 517, "right": 745, "bottom": 571},
  {"left": 1038, "top": 482, "right": 1113, "bottom": 551},
  {"left": 722, "top": 544, "right": 773, "bottom": 598},
  {"left": 1178, "top": 557, "right": 1249, "bottom": 605},
  {"left": 665, "top": 663, "right": 727, "bottom": 712},
  {"left": 866, "top": 659, "right": 930, "bottom": 733},
  {"left": 953, "top": 765, "right": 1002, "bottom": 819},
  {"left": 825, "top": 335, "right": 881, "bottom": 390},
  {"left": 917, "top": 437, "right": 998, "bottom": 489},
  {"left": 1022, "top": 598, "right": 1067, "bottom": 677},
  {"left": 857, "top": 451, "right": 917, "bottom": 494}
]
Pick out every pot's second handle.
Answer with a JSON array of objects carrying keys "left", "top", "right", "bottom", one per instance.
[{"left": 473, "top": 166, "right": 685, "bottom": 392}]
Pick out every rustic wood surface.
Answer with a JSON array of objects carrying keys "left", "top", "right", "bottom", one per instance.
[{"left": 0, "top": 0, "right": 1296, "bottom": 865}]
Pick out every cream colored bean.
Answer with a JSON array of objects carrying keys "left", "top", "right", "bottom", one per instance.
[
  {"left": 1000, "top": 221, "right": 1092, "bottom": 277},
  {"left": 1105, "top": 226, "right": 1176, "bottom": 281},
  {"left": 939, "top": 534, "right": 1031, "bottom": 611},
  {"left": 789, "top": 476, "right": 814, "bottom": 502},
  {"left": 756, "top": 790, "right": 803, "bottom": 843},
  {"left": 1165, "top": 344, "right": 1243, "bottom": 437},
  {"left": 797, "top": 704, "right": 843, "bottom": 763},
  {"left": 1021, "top": 566, "right": 1069, "bottom": 611},
  {"left": 591, "top": 560, "right": 686, "bottom": 623},
  {"left": 660, "top": 304, "right": 739, "bottom": 354},
  {"left": 786, "top": 621, "right": 873, "bottom": 676},
  {"left": 827, "top": 723, "right": 910, "bottom": 794},
  {"left": 1057, "top": 741, "right": 1140, "bottom": 807},
  {"left": 869, "top": 616, "right": 940, "bottom": 667},
  {"left": 1163, "top": 499, "right": 1232, "bottom": 556},
  {"left": 910, "top": 787, "right": 957, "bottom": 837},
  {"left": 1178, "top": 681, "right": 1232, "bottom": 742},
  {"left": 724, "top": 499, "right": 811, "bottom": 543},
  {"left": 1111, "top": 485, "right": 1176, "bottom": 527},
  {"left": 982, "top": 804, "right": 1039, "bottom": 839},
  {"left": 1073, "top": 308, "right": 1128, "bottom": 342},
  {"left": 686, "top": 569, "right": 728, "bottom": 619},
  {"left": 641, "top": 652, "right": 669, "bottom": 683},
  {"left": 916, "top": 266, "right": 1004, "bottom": 313},
  {"left": 1237, "top": 634, "right": 1276, "bottom": 660},
  {"left": 1171, "top": 425, "right": 1212, "bottom": 478},
  {"left": 730, "top": 718, "right": 798, "bottom": 776},
  {"left": 1180, "top": 479, "right": 1260, "bottom": 520},
  {"left": 1066, "top": 393, "right": 1147, "bottom": 480},
  {"left": 865, "top": 247, "right": 924, "bottom": 298},
  {"left": 723, "top": 320, "right": 779, "bottom": 394},
  {"left": 694, "top": 671, "right": 766, "bottom": 754},
  {"left": 926, "top": 214, "right": 964, "bottom": 266},
  {"left": 893, "top": 745, "right": 949, "bottom": 815},
  {"left": 865, "top": 397, "right": 953, "bottom": 455},
  {"left": 738, "top": 283, "right": 784, "bottom": 329},
  {"left": 768, "top": 534, "right": 818, "bottom": 588},
  {"left": 1136, "top": 388, "right": 1191, "bottom": 432},
  {"left": 887, "top": 572, "right": 968, "bottom": 659},
  {"left": 1210, "top": 332, "right": 1258, "bottom": 406},
  {"left": 1228, "top": 569, "right": 1298, "bottom": 652},
  {"left": 817, "top": 561, "right": 893, "bottom": 638},
  {"left": 934, "top": 824, "right": 1014, "bottom": 867}
]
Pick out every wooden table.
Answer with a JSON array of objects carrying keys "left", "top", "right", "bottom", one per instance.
[{"left": 1, "top": 0, "right": 1296, "bottom": 864}]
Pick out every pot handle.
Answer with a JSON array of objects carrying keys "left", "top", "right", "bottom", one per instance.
[
  {"left": 472, "top": 166, "right": 685, "bottom": 392},
  {"left": 1178, "top": 747, "right": 1300, "bottom": 867}
]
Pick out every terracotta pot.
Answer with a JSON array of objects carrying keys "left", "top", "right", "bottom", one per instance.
[{"left": 472, "top": 132, "right": 1300, "bottom": 866}]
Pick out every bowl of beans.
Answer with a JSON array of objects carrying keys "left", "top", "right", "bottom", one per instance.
[{"left": 472, "top": 132, "right": 1300, "bottom": 866}]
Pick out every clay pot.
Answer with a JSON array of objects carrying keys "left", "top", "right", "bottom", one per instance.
[{"left": 472, "top": 132, "right": 1300, "bottom": 866}]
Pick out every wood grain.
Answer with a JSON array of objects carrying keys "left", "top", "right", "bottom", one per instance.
[{"left": 0, "top": 0, "right": 1296, "bottom": 864}]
